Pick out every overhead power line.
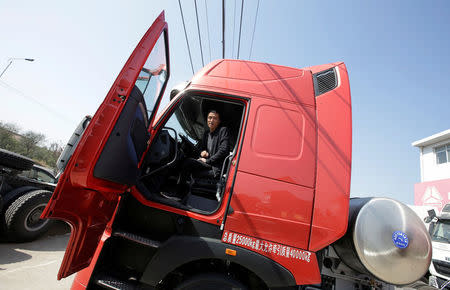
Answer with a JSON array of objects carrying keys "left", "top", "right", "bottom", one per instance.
[
  {"left": 232, "top": 0, "right": 237, "bottom": 58},
  {"left": 237, "top": 0, "right": 244, "bottom": 59},
  {"left": 249, "top": 0, "right": 260, "bottom": 59},
  {"left": 205, "top": 0, "right": 212, "bottom": 62},
  {"left": 178, "top": 0, "right": 195, "bottom": 75},
  {"left": 194, "top": 0, "right": 205, "bottom": 67},
  {"left": 0, "top": 80, "right": 74, "bottom": 124},
  {"left": 222, "top": 0, "right": 225, "bottom": 59}
]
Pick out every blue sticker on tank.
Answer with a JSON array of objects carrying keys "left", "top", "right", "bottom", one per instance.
[{"left": 392, "top": 231, "right": 409, "bottom": 249}]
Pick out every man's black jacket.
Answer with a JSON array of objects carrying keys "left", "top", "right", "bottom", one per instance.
[{"left": 196, "top": 126, "right": 230, "bottom": 171}]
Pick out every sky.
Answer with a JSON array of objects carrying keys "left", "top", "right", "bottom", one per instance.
[{"left": 0, "top": 0, "right": 449, "bottom": 204}]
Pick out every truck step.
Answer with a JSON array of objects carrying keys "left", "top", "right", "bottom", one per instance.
[
  {"left": 93, "top": 275, "right": 155, "bottom": 290},
  {"left": 94, "top": 275, "right": 136, "bottom": 290},
  {"left": 112, "top": 231, "right": 161, "bottom": 249}
]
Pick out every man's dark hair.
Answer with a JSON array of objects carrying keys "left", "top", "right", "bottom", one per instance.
[{"left": 207, "top": 110, "right": 220, "bottom": 119}]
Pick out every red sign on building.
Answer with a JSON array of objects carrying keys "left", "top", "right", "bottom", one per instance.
[{"left": 415, "top": 178, "right": 450, "bottom": 212}]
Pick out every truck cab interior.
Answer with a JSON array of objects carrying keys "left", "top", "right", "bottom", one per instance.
[{"left": 138, "top": 93, "right": 245, "bottom": 214}]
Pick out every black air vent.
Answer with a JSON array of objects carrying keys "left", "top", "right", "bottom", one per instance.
[{"left": 313, "top": 68, "right": 337, "bottom": 96}]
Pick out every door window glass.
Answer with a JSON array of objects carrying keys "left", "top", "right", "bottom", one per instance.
[
  {"left": 134, "top": 32, "right": 168, "bottom": 120},
  {"left": 36, "top": 169, "right": 56, "bottom": 183},
  {"left": 18, "top": 169, "right": 34, "bottom": 179}
]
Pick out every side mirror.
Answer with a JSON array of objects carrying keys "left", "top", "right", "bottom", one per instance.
[{"left": 424, "top": 209, "right": 437, "bottom": 223}]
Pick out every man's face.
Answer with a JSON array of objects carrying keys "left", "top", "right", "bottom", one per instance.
[{"left": 207, "top": 112, "right": 220, "bottom": 132}]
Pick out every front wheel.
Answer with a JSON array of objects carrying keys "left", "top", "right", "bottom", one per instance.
[
  {"left": 175, "top": 273, "right": 247, "bottom": 290},
  {"left": 4, "top": 190, "right": 53, "bottom": 242}
]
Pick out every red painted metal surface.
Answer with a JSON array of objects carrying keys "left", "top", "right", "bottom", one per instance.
[
  {"left": 70, "top": 232, "right": 111, "bottom": 289},
  {"left": 189, "top": 60, "right": 323, "bottom": 283},
  {"left": 303, "top": 62, "right": 342, "bottom": 74},
  {"left": 222, "top": 92, "right": 317, "bottom": 250},
  {"left": 42, "top": 13, "right": 352, "bottom": 284},
  {"left": 44, "top": 58, "right": 352, "bottom": 285},
  {"left": 222, "top": 230, "right": 321, "bottom": 284},
  {"left": 236, "top": 96, "right": 316, "bottom": 188},
  {"left": 225, "top": 171, "right": 314, "bottom": 250},
  {"left": 70, "top": 190, "right": 121, "bottom": 289},
  {"left": 129, "top": 59, "right": 329, "bottom": 283},
  {"left": 307, "top": 63, "right": 352, "bottom": 251},
  {"left": 191, "top": 60, "right": 315, "bottom": 107},
  {"left": 41, "top": 12, "right": 168, "bottom": 279}
]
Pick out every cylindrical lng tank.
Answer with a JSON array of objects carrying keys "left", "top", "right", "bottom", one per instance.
[{"left": 333, "top": 197, "right": 432, "bottom": 285}]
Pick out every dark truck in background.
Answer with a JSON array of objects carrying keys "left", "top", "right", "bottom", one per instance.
[
  {"left": 0, "top": 115, "right": 92, "bottom": 243},
  {"left": 0, "top": 148, "right": 56, "bottom": 242}
]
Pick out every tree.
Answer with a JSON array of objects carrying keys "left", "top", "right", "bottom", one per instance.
[
  {"left": 48, "top": 142, "right": 63, "bottom": 161},
  {"left": 34, "top": 142, "right": 63, "bottom": 169},
  {"left": 0, "top": 121, "right": 61, "bottom": 170},
  {"left": 0, "top": 121, "right": 20, "bottom": 151},
  {"left": 21, "top": 131, "right": 45, "bottom": 156},
  {"left": 0, "top": 122, "right": 19, "bottom": 133}
]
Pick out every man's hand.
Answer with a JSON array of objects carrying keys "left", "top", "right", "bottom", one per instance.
[
  {"left": 200, "top": 150, "right": 209, "bottom": 158},
  {"left": 198, "top": 157, "right": 207, "bottom": 163}
]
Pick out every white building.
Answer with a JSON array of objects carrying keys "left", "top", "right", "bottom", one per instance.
[{"left": 412, "top": 129, "right": 450, "bottom": 212}]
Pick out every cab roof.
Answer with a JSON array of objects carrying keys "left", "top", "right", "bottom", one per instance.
[{"left": 189, "top": 59, "right": 318, "bottom": 107}]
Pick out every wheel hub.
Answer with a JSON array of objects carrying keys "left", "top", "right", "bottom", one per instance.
[{"left": 24, "top": 203, "right": 49, "bottom": 231}]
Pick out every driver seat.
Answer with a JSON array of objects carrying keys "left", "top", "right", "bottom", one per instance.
[
  {"left": 187, "top": 128, "right": 237, "bottom": 202},
  {"left": 188, "top": 152, "right": 233, "bottom": 202}
]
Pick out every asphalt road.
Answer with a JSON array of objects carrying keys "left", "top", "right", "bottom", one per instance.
[{"left": 0, "top": 221, "right": 75, "bottom": 290}]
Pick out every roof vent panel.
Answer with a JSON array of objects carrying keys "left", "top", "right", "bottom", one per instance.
[{"left": 313, "top": 68, "right": 337, "bottom": 96}]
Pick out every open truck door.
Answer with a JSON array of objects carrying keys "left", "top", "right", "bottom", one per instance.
[{"left": 41, "top": 12, "right": 169, "bottom": 279}]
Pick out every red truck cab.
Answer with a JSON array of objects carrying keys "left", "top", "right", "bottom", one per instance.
[{"left": 42, "top": 12, "right": 430, "bottom": 290}]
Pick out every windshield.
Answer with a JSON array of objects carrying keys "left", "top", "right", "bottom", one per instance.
[{"left": 430, "top": 220, "right": 450, "bottom": 243}]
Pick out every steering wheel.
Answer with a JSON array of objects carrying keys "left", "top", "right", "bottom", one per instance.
[
  {"left": 179, "top": 134, "right": 196, "bottom": 157},
  {"left": 141, "top": 127, "right": 179, "bottom": 179}
]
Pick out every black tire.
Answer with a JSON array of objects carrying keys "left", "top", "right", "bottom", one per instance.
[
  {"left": 4, "top": 190, "right": 53, "bottom": 242},
  {"left": 0, "top": 148, "right": 34, "bottom": 171},
  {"left": 175, "top": 273, "right": 247, "bottom": 290}
]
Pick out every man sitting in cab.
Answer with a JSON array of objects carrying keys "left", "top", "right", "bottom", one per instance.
[{"left": 178, "top": 110, "right": 230, "bottom": 188}]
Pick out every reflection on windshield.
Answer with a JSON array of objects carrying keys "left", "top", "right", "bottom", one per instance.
[
  {"left": 431, "top": 221, "right": 450, "bottom": 243},
  {"left": 134, "top": 32, "right": 168, "bottom": 118}
]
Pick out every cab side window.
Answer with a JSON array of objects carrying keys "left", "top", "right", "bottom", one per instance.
[
  {"left": 36, "top": 169, "right": 55, "bottom": 183},
  {"left": 18, "top": 169, "right": 34, "bottom": 179},
  {"left": 135, "top": 32, "right": 168, "bottom": 119}
]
